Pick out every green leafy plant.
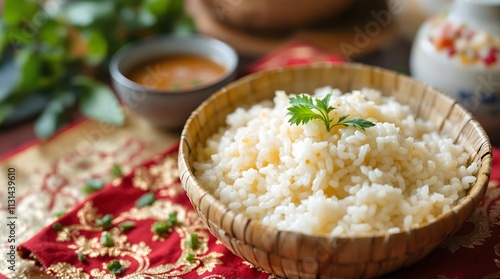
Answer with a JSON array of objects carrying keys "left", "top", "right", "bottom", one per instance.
[
  {"left": 0, "top": 0, "right": 195, "bottom": 139},
  {"left": 287, "top": 93, "right": 375, "bottom": 132}
]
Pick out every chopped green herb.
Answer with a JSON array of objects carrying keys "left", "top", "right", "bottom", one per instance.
[
  {"left": 186, "top": 252, "right": 195, "bottom": 262},
  {"left": 52, "top": 222, "right": 63, "bottom": 231},
  {"left": 188, "top": 233, "right": 199, "bottom": 249},
  {"left": 100, "top": 232, "right": 114, "bottom": 247},
  {"left": 77, "top": 251, "right": 86, "bottom": 262},
  {"left": 106, "top": 260, "right": 125, "bottom": 275},
  {"left": 119, "top": 221, "right": 135, "bottom": 232},
  {"left": 287, "top": 93, "right": 376, "bottom": 132},
  {"left": 55, "top": 211, "right": 66, "bottom": 218},
  {"left": 83, "top": 178, "right": 105, "bottom": 194},
  {"left": 96, "top": 214, "right": 113, "bottom": 229},
  {"left": 151, "top": 221, "right": 170, "bottom": 236},
  {"left": 166, "top": 212, "right": 177, "bottom": 227},
  {"left": 135, "top": 192, "right": 156, "bottom": 207},
  {"left": 172, "top": 82, "right": 182, "bottom": 90},
  {"left": 112, "top": 164, "right": 122, "bottom": 177},
  {"left": 191, "top": 79, "right": 202, "bottom": 87}
]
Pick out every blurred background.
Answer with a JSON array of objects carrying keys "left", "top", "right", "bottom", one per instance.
[{"left": 3, "top": 0, "right": 497, "bottom": 154}]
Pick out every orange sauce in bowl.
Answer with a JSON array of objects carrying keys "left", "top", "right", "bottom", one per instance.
[{"left": 126, "top": 55, "right": 226, "bottom": 91}]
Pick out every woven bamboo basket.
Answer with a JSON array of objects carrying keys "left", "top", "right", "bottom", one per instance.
[{"left": 178, "top": 63, "right": 492, "bottom": 279}]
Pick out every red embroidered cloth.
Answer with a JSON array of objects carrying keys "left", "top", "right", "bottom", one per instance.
[
  {"left": 18, "top": 145, "right": 274, "bottom": 278},
  {"left": 17, "top": 144, "right": 500, "bottom": 279}
]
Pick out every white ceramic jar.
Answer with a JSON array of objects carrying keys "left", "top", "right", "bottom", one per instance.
[{"left": 410, "top": 0, "right": 500, "bottom": 141}]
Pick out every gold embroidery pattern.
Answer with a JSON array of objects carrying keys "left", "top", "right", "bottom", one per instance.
[
  {"left": 46, "top": 154, "right": 226, "bottom": 278},
  {"left": 443, "top": 181, "right": 500, "bottom": 253},
  {"left": 443, "top": 212, "right": 492, "bottom": 253},
  {"left": 47, "top": 262, "right": 90, "bottom": 279},
  {"left": 132, "top": 153, "right": 179, "bottom": 192}
]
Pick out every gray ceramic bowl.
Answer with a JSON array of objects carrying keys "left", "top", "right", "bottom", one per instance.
[{"left": 109, "top": 35, "right": 238, "bottom": 129}]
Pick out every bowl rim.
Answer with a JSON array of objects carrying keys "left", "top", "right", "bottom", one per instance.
[
  {"left": 179, "top": 63, "right": 492, "bottom": 252},
  {"left": 109, "top": 34, "right": 239, "bottom": 96}
]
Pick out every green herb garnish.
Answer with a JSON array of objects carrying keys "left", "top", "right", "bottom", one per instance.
[
  {"left": 191, "top": 79, "right": 202, "bottom": 87},
  {"left": 96, "top": 214, "right": 113, "bottom": 229},
  {"left": 172, "top": 82, "right": 183, "bottom": 90},
  {"left": 52, "top": 222, "right": 63, "bottom": 232},
  {"left": 287, "top": 93, "right": 375, "bottom": 132},
  {"left": 55, "top": 211, "right": 66, "bottom": 218},
  {"left": 83, "top": 178, "right": 105, "bottom": 194},
  {"left": 100, "top": 232, "right": 114, "bottom": 247},
  {"left": 188, "top": 233, "right": 199, "bottom": 249},
  {"left": 135, "top": 192, "right": 156, "bottom": 208},
  {"left": 151, "top": 212, "right": 177, "bottom": 236},
  {"left": 112, "top": 164, "right": 122, "bottom": 177},
  {"left": 186, "top": 252, "right": 196, "bottom": 262},
  {"left": 151, "top": 221, "right": 170, "bottom": 236},
  {"left": 119, "top": 221, "right": 135, "bottom": 232},
  {"left": 166, "top": 212, "right": 178, "bottom": 227},
  {"left": 106, "top": 260, "right": 125, "bottom": 275},
  {"left": 77, "top": 251, "right": 86, "bottom": 262}
]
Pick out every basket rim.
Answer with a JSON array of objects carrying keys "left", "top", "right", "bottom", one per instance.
[{"left": 178, "top": 63, "right": 493, "bottom": 248}]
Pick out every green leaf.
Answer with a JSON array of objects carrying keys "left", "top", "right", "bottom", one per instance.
[
  {"left": 74, "top": 76, "right": 124, "bottom": 126},
  {"left": 289, "top": 94, "right": 315, "bottom": 108},
  {"left": 15, "top": 47, "right": 41, "bottom": 92},
  {"left": 135, "top": 192, "right": 156, "bottom": 208},
  {"left": 55, "top": 211, "right": 66, "bottom": 218},
  {"left": 39, "top": 20, "right": 68, "bottom": 47},
  {"left": 38, "top": 47, "right": 66, "bottom": 88},
  {"left": 85, "top": 31, "right": 108, "bottom": 65},
  {"left": 83, "top": 178, "right": 105, "bottom": 194},
  {"left": 145, "top": 0, "right": 170, "bottom": 16},
  {"left": 52, "top": 222, "right": 63, "bottom": 231},
  {"left": 34, "top": 92, "right": 76, "bottom": 139},
  {"left": 0, "top": 103, "right": 15, "bottom": 123},
  {"left": 166, "top": 212, "right": 177, "bottom": 227},
  {"left": 0, "top": 22, "right": 6, "bottom": 56},
  {"left": 287, "top": 104, "right": 321, "bottom": 126},
  {"left": 107, "top": 260, "right": 125, "bottom": 275},
  {"left": 338, "top": 118, "right": 376, "bottom": 131},
  {"left": 151, "top": 221, "right": 170, "bottom": 236},
  {"left": 77, "top": 251, "right": 86, "bottom": 262},
  {"left": 100, "top": 232, "right": 114, "bottom": 247},
  {"left": 186, "top": 252, "right": 195, "bottom": 262},
  {"left": 96, "top": 214, "right": 113, "bottom": 229},
  {"left": 315, "top": 94, "right": 333, "bottom": 113},
  {"left": 4, "top": 0, "right": 39, "bottom": 26},
  {"left": 62, "top": 1, "right": 114, "bottom": 26},
  {"left": 112, "top": 164, "right": 122, "bottom": 177},
  {"left": 187, "top": 233, "right": 199, "bottom": 249},
  {"left": 137, "top": 8, "right": 156, "bottom": 27},
  {"left": 119, "top": 221, "right": 135, "bottom": 232},
  {"left": 172, "top": 16, "right": 196, "bottom": 36},
  {"left": 287, "top": 93, "right": 375, "bottom": 133}
]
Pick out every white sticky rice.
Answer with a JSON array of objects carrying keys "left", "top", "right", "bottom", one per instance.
[{"left": 193, "top": 87, "right": 478, "bottom": 236}]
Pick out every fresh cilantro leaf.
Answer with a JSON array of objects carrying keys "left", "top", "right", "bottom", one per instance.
[{"left": 287, "top": 93, "right": 375, "bottom": 132}]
